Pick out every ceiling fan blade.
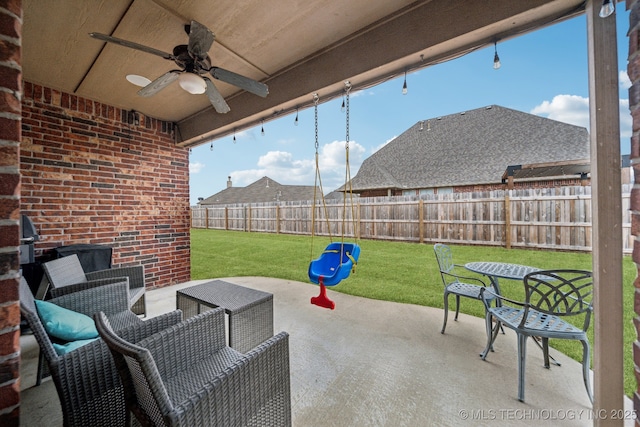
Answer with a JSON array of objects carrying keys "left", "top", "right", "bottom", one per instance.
[
  {"left": 204, "top": 78, "right": 231, "bottom": 114},
  {"left": 89, "top": 33, "right": 174, "bottom": 60},
  {"left": 138, "top": 71, "right": 180, "bottom": 97},
  {"left": 209, "top": 67, "right": 269, "bottom": 98},
  {"left": 187, "top": 21, "right": 215, "bottom": 60}
]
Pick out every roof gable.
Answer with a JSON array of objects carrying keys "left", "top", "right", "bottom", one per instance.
[
  {"left": 350, "top": 105, "right": 590, "bottom": 191},
  {"left": 199, "top": 176, "right": 319, "bottom": 205}
]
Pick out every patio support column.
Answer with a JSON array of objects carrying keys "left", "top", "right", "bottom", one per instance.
[{"left": 586, "top": 1, "right": 624, "bottom": 425}]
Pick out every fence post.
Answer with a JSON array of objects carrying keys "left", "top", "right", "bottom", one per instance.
[
  {"left": 357, "top": 201, "right": 361, "bottom": 239},
  {"left": 419, "top": 199, "right": 424, "bottom": 244},
  {"left": 505, "top": 192, "right": 511, "bottom": 249},
  {"left": 189, "top": 185, "right": 629, "bottom": 251},
  {"left": 305, "top": 200, "right": 316, "bottom": 235},
  {"left": 372, "top": 202, "right": 376, "bottom": 238},
  {"left": 248, "top": 205, "right": 252, "bottom": 232}
]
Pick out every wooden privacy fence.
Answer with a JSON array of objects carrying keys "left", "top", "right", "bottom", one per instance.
[{"left": 191, "top": 185, "right": 633, "bottom": 253}]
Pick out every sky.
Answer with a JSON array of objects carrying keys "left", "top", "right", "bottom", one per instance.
[{"left": 188, "top": 9, "right": 632, "bottom": 206}]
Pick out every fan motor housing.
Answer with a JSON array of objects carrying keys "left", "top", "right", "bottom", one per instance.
[{"left": 172, "top": 44, "right": 211, "bottom": 73}]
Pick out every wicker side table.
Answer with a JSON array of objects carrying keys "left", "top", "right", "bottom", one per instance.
[{"left": 176, "top": 280, "right": 274, "bottom": 353}]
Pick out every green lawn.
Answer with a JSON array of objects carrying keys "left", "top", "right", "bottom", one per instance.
[{"left": 191, "top": 228, "right": 637, "bottom": 397}]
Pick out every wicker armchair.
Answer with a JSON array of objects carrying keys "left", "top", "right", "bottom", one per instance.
[
  {"left": 41, "top": 253, "right": 147, "bottom": 316},
  {"left": 20, "top": 278, "right": 182, "bottom": 426},
  {"left": 95, "top": 308, "right": 292, "bottom": 427}
]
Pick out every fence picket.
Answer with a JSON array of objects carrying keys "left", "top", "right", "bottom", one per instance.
[{"left": 191, "top": 185, "right": 632, "bottom": 253}]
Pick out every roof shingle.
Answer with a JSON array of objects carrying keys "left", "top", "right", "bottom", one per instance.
[
  {"left": 198, "top": 176, "right": 320, "bottom": 205},
  {"left": 348, "top": 105, "right": 589, "bottom": 191}
]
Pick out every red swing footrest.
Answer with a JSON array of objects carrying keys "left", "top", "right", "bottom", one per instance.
[{"left": 310, "top": 278, "right": 335, "bottom": 310}]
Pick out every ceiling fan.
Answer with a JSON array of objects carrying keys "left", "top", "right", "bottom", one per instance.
[{"left": 89, "top": 21, "right": 268, "bottom": 114}]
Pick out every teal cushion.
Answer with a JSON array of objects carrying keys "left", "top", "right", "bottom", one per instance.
[
  {"left": 34, "top": 300, "right": 99, "bottom": 341},
  {"left": 52, "top": 338, "right": 99, "bottom": 355}
]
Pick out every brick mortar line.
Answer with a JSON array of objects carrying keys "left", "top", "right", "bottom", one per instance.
[
  {"left": 0, "top": 6, "right": 21, "bottom": 22},
  {"left": 0, "top": 112, "right": 21, "bottom": 120},
  {"left": 0, "top": 60, "right": 21, "bottom": 71}
]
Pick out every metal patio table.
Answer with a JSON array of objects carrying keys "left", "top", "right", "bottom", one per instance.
[
  {"left": 464, "top": 261, "right": 541, "bottom": 296},
  {"left": 464, "top": 261, "right": 560, "bottom": 365},
  {"left": 176, "top": 279, "right": 274, "bottom": 353}
]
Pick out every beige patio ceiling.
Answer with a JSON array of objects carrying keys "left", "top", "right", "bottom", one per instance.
[{"left": 23, "top": 0, "right": 586, "bottom": 148}]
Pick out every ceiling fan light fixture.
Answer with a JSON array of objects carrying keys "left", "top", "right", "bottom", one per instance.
[
  {"left": 91, "top": 21, "right": 267, "bottom": 114},
  {"left": 126, "top": 74, "right": 151, "bottom": 87},
  {"left": 178, "top": 73, "right": 207, "bottom": 94}
]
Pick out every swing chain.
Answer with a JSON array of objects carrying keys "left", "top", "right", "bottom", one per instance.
[
  {"left": 344, "top": 81, "right": 351, "bottom": 149},
  {"left": 314, "top": 93, "right": 319, "bottom": 151}
]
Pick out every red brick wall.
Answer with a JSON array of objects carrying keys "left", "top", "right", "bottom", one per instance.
[
  {"left": 0, "top": 1, "right": 21, "bottom": 424},
  {"left": 20, "top": 81, "right": 191, "bottom": 289},
  {"left": 455, "top": 178, "right": 586, "bottom": 193},
  {"left": 359, "top": 178, "right": 587, "bottom": 198}
]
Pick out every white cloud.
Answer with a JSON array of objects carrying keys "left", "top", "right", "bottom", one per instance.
[
  {"left": 317, "top": 140, "right": 366, "bottom": 190},
  {"left": 350, "top": 89, "right": 374, "bottom": 98},
  {"left": 620, "top": 98, "right": 632, "bottom": 139},
  {"left": 229, "top": 150, "right": 314, "bottom": 188},
  {"left": 530, "top": 94, "right": 590, "bottom": 128},
  {"left": 189, "top": 162, "right": 205, "bottom": 174},
  {"left": 228, "top": 141, "right": 366, "bottom": 193},
  {"left": 620, "top": 70, "right": 631, "bottom": 90},
  {"left": 256, "top": 151, "right": 298, "bottom": 168},
  {"left": 531, "top": 93, "right": 632, "bottom": 147},
  {"left": 229, "top": 169, "right": 268, "bottom": 186},
  {"left": 276, "top": 137, "right": 296, "bottom": 145},
  {"left": 234, "top": 129, "right": 254, "bottom": 141},
  {"left": 618, "top": 70, "right": 632, "bottom": 141},
  {"left": 372, "top": 136, "right": 396, "bottom": 154}
]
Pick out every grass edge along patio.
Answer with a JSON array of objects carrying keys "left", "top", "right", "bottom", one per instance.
[{"left": 190, "top": 228, "right": 637, "bottom": 398}]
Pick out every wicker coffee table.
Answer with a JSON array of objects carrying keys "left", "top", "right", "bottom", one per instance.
[{"left": 176, "top": 280, "right": 274, "bottom": 353}]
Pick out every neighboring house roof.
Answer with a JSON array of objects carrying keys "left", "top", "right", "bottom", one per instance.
[
  {"left": 621, "top": 154, "right": 630, "bottom": 168},
  {"left": 502, "top": 158, "right": 590, "bottom": 183},
  {"left": 346, "top": 105, "right": 590, "bottom": 192},
  {"left": 198, "top": 176, "right": 319, "bottom": 205}
]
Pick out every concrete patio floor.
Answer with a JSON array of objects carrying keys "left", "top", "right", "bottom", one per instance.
[{"left": 20, "top": 277, "right": 632, "bottom": 426}]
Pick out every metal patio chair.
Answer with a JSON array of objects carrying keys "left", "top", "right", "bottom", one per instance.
[
  {"left": 479, "top": 269, "right": 593, "bottom": 403},
  {"left": 20, "top": 278, "right": 182, "bottom": 426},
  {"left": 42, "top": 253, "right": 147, "bottom": 316},
  {"left": 433, "top": 243, "right": 496, "bottom": 334},
  {"left": 95, "top": 307, "right": 292, "bottom": 427}
]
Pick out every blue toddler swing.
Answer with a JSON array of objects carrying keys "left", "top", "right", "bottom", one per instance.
[
  {"left": 308, "top": 242, "right": 360, "bottom": 309},
  {"left": 308, "top": 85, "right": 361, "bottom": 309}
]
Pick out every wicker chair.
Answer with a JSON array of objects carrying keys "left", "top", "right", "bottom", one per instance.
[
  {"left": 20, "top": 278, "right": 182, "bottom": 426},
  {"left": 42, "top": 253, "right": 147, "bottom": 316},
  {"left": 433, "top": 243, "right": 496, "bottom": 334},
  {"left": 479, "top": 269, "right": 593, "bottom": 403},
  {"left": 95, "top": 308, "right": 292, "bottom": 427}
]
